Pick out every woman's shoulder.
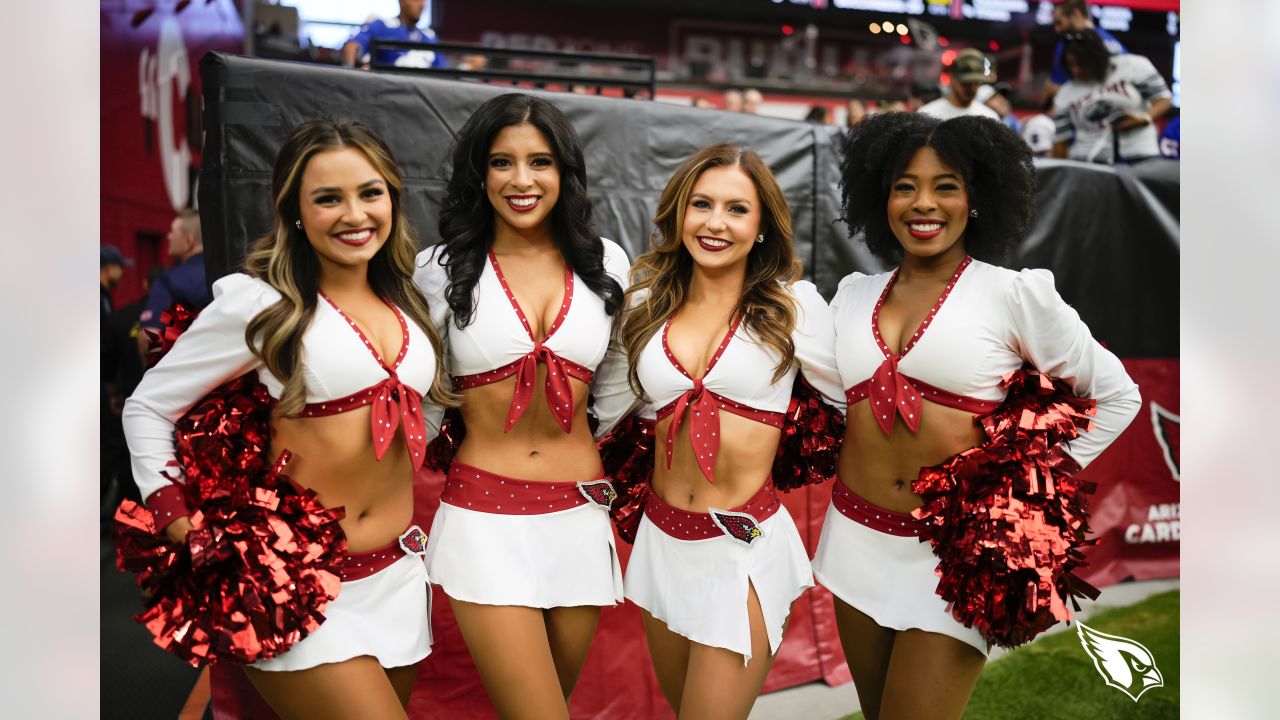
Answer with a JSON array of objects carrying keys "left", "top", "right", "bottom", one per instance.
[
  {"left": 413, "top": 244, "right": 450, "bottom": 290},
  {"left": 599, "top": 237, "right": 631, "bottom": 283},
  {"left": 209, "top": 273, "right": 281, "bottom": 315}
]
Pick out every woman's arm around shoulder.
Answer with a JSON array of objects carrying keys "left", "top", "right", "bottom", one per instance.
[
  {"left": 788, "top": 280, "right": 846, "bottom": 413},
  {"left": 591, "top": 237, "right": 641, "bottom": 439},
  {"left": 1006, "top": 267, "right": 1142, "bottom": 468}
]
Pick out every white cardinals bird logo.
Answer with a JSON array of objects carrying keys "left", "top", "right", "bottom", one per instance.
[{"left": 1076, "top": 622, "right": 1164, "bottom": 701}]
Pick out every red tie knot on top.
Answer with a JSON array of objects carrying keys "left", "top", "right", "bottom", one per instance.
[
  {"left": 691, "top": 377, "right": 704, "bottom": 396},
  {"left": 507, "top": 340, "right": 576, "bottom": 433}
]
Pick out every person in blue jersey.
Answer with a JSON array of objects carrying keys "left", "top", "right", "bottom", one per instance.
[
  {"left": 341, "top": 0, "right": 446, "bottom": 70},
  {"left": 1046, "top": 0, "right": 1126, "bottom": 101}
]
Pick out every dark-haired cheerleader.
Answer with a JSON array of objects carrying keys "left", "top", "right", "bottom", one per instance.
[
  {"left": 814, "top": 112, "right": 1141, "bottom": 719},
  {"left": 413, "top": 93, "right": 635, "bottom": 720},
  {"left": 122, "top": 120, "right": 453, "bottom": 718}
]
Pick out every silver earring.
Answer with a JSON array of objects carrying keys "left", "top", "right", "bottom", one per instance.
[
  {"left": 295, "top": 220, "right": 302, "bottom": 229},
  {"left": 969, "top": 209, "right": 978, "bottom": 218},
  {"left": 755, "top": 234, "right": 765, "bottom": 244},
  {"left": 480, "top": 181, "right": 486, "bottom": 190}
]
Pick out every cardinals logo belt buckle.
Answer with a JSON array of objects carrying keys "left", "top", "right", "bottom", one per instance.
[
  {"left": 708, "top": 508, "right": 765, "bottom": 547},
  {"left": 577, "top": 479, "right": 618, "bottom": 510},
  {"left": 398, "top": 525, "right": 429, "bottom": 557}
]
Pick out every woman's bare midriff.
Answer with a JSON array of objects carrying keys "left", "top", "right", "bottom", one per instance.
[
  {"left": 838, "top": 399, "right": 985, "bottom": 514},
  {"left": 652, "top": 411, "right": 780, "bottom": 513},
  {"left": 270, "top": 408, "right": 415, "bottom": 553},
  {"left": 453, "top": 366, "right": 604, "bottom": 482}
]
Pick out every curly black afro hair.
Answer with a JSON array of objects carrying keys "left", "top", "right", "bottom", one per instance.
[{"left": 839, "top": 111, "right": 1035, "bottom": 265}]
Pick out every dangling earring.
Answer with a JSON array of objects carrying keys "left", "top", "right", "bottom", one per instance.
[
  {"left": 295, "top": 220, "right": 302, "bottom": 229},
  {"left": 969, "top": 209, "right": 978, "bottom": 218},
  {"left": 755, "top": 234, "right": 765, "bottom": 244},
  {"left": 480, "top": 181, "right": 486, "bottom": 190}
]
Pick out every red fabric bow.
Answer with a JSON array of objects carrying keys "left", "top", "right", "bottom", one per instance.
[
  {"left": 507, "top": 342, "right": 576, "bottom": 433},
  {"left": 869, "top": 354, "right": 924, "bottom": 435},
  {"left": 370, "top": 370, "right": 427, "bottom": 469},
  {"left": 665, "top": 378, "right": 723, "bottom": 483}
]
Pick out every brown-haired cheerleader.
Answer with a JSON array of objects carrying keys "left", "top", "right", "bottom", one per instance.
[
  {"left": 122, "top": 120, "right": 454, "bottom": 718},
  {"left": 814, "top": 111, "right": 1142, "bottom": 719},
  {"left": 615, "top": 144, "right": 845, "bottom": 718}
]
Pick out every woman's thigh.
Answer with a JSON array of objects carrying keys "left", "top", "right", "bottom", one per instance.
[
  {"left": 831, "top": 597, "right": 896, "bottom": 720},
  {"left": 543, "top": 605, "right": 601, "bottom": 699},
  {"left": 243, "top": 655, "right": 406, "bottom": 720},
  {"left": 677, "top": 583, "right": 774, "bottom": 720},
  {"left": 449, "top": 597, "right": 570, "bottom": 720},
  {"left": 879, "top": 628, "right": 986, "bottom": 720},
  {"left": 640, "top": 608, "right": 693, "bottom": 713}
]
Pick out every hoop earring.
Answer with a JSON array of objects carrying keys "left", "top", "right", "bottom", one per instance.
[
  {"left": 755, "top": 234, "right": 765, "bottom": 244},
  {"left": 295, "top": 220, "right": 303, "bottom": 229},
  {"left": 969, "top": 209, "right": 978, "bottom": 218}
]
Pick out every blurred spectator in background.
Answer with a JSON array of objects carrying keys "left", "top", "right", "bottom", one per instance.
[
  {"left": 341, "top": 0, "right": 445, "bottom": 69},
  {"left": 724, "top": 89, "right": 744, "bottom": 112},
  {"left": 100, "top": 244, "right": 133, "bottom": 507},
  {"left": 1022, "top": 100, "right": 1057, "bottom": 158},
  {"left": 805, "top": 104, "right": 829, "bottom": 124},
  {"left": 458, "top": 53, "right": 489, "bottom": 72},
  {"left": 104, "top": 265, "right": 164, "bottom": 505},
  {"left": 138, "top": 209, "right": 212, "bottom": 354},
  {"left": 918, "top": 49, "right": 999, "bottom": 120},
  {"left": 978, "top": 82, "right": 1022, "bottom": 134},
  {"left": 1159, "top": 112, "right": 1180, "bottom": 159},
  {"left": 884, "top": 99, "right": 907, "bottom": 113},
  {"left": 742, "top": 88, "right": 763, "bottom": 114},
  {"left": 693, "top": 96, "right": 716, "bottom": 110},
  {"left": 100, "top": 245, "right": 131, "bottom": 323},
  {"left": 1052, "top": 30, "right": 1171, "bottom": 164},
  {"left": 845, "top": 98, "right": 867, "bottom": 128},
  {"left": 1046, "top": 0, "right": 1126, "bottom": 102}
]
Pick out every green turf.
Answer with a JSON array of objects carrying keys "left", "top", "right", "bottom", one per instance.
[{"left": 839, "top": 590, "right": 1179, "bottom": 719}]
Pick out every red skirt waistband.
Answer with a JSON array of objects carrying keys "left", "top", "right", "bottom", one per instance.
[
  {"left": 338, "top": 524, "right": 428, "bottom": 581},
  {"left": 644, "top": 481, "right": 780, "bottom": 545},
  {"left": 831, "top": 482, "right": 925, "bottom": 537},
  {"left": 442, "top": 462, "right": 616, "bottom": 515}
]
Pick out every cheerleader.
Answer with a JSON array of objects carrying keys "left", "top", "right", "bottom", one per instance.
[
  {"left": 413, "top": 93, "right": 634, "bottom": 719},
  {"left": 616, "top": 144, "right": 844, "bottom": 718},
  {"left": 122, "top": 120, "right": 452, "bottom": 718},
  {"left": 812, "top": 112, "right": 1142, "bottom": 719}
]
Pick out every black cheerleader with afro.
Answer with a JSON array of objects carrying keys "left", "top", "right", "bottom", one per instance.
[{"left": 839, "top": 112, "right": 1036, "bottom": 264}]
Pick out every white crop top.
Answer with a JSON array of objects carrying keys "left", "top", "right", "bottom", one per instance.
[
  {"left": 413, "top": 238, "right": 636, "bottom": 438},
  {"left": 634, "top": 280, "right": 845, "bottom": 483},
  {"left": 830, "top": 257, "right": 1141, "bottom": 467},
  {"left": 123, "top": 273, "right": 438, "bottom": 511}
]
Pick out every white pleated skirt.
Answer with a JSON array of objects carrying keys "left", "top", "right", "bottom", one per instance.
[
  {"left": 251, "top": 554, "right": 433, "bottom": 672},
  {"left": 625, "top": 507, "right": 814, "bottom": 665},
  {"left": 812, "top": 501, "right": 989, "bottom": 656},
  {"left": 426, "top": 500, "right": 624, "bottom": 608}
]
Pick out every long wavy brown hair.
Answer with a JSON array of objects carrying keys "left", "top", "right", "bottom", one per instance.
[
  {"left": 242, "top": 120, "right": 456, "bottom": 415},
  {"left": 621, "top": 144, "right": 802, "bottom": 399}
]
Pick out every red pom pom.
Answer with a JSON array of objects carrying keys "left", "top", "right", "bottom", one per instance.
[
  {"left": 144, "top": 303, "right": 199, "bottom": 369},
  {"left": 772, "top": 377, "right": 846, "bottom": 492},
  {"left": 913, "top": 367, "right": 1098, "bottom": 648},
  {"left": 423, "top": 407, "right": 466, "bottom": 473},
  {"left": 115, "top": 305, "right": 347, "bottom": 666},
  {"left": 597, "top": 414, "right": 655, "bottom": 544}
]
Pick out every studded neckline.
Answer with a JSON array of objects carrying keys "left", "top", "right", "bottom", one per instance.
[{"left": 871, "top": 256, "right": 972, "bottom": 362}]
